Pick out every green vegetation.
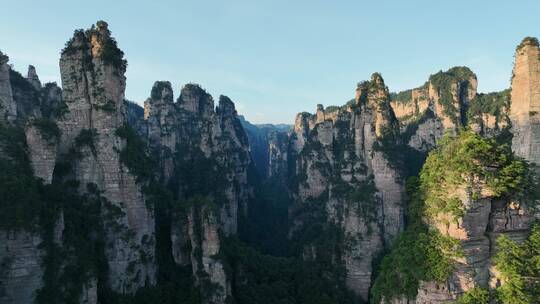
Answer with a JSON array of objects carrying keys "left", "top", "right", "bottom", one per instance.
[
  {"left": 347, "top": 178, "right": 378, "bottom": 220},
  {"left": 284, "top": 190, "right": 357, "bottom": 304},
  {"left": 457, "top": 287, "right": 489, "bottom": 304},
  {"left": 87, "top": 21, "right": 127, "bottom": 71},
  {"left": 32, "top": 118, "right": 61, "bottom": 142},
  {"left": 324, "top": 105, "right": 341, "bottom": 113},
  {"left": 116, "top": 125, "right": 155, "bottom": 182},
  {"left": 221, "top": 236, "right": 356, "bottom": 304},
  {"left": 493, "top": 222, "right": 540, "bottom": 303},
  {"left": 240, "top": 167, "right": 290, "bottom": 256},
  {"left": 374, "top": 126, "right": 426, "bottom": 178},
  {"left": 0, "top": 123, "right": 41, "bottom": 229},
  {"left": 372, "top": 130, "right": 534, "bottom": 303},
  {"left": 467, "top": 89, "right": 509, "bottom": 128},
  {"left": 428, "top": 67, "right": 475, "bottom": 125},
  {"left": 0, "top": 50, "right": 8, "bottom": 63},
  {"left": 9, "top": 69, "right": 38, "bottom": 93},
  {"left": 37, "top": 182, "right": 108, "bottom": 304},
  {"left": 151, "top": 81, "right": 173, "bottom": 102},
  {"left": 421, "top": 131, "right": 528, "bottom": 221},
  {"left": 62, "top": 29, "right": 88, "bottom": 55},
  {"left": 62, "top": 23, "right": 127, "bottom": 71},
  {"left": 94, "top": 100, "right": 117, "bottom": 113},
  {"left": 516, "top": 37, "right": 540, "bottom": 51},
  {"left": 173, "top": 143, "right": 229, "bottom": 205},
  {"left": 390, "top": 89, "right": 413, "bottom": 104},
  {"left": 370, "top": 177, "right": 461, "bottom": 303},
  {"left": 75, "top": 128, "right": 98, "bottom": 154},
  {"left": 99, "top": 36, "right": 127, "bottom": 71}
]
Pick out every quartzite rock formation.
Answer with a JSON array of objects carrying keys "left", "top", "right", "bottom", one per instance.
[
  {"left": 1, "top": 21, "right": 539, "bottom": 304},
  {"left": 287, "top": 73, "right": 404, "bottom": 301}
]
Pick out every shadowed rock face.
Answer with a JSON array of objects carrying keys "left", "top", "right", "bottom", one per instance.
[
  {"left": 0, "top": 51, "right": 16, "bottom": 123},
  {"left": 1, "top": 21, "right": 253, "bottom": 304},
  {"left": 144, "top": 81, "right": 252, "bottom": 303},
  {"left": 1, "top": 21, "right": 156, "bottom": 304},
  {"left": 57, "top": 21, "right": 157, "bottom": 296},
  {"left": 0, "top": 55, "right": 65, "bottom": 304}
]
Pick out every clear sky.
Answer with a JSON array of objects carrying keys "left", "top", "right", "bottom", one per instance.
[{"left": 1, "top": 0, "right": 539, "bottom": 124}]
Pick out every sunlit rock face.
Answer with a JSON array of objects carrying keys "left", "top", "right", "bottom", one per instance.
[
  {"left": 383, "top": 38, "right": 540, "bottom": 303},
  {"left": 288, "top": 73, "right": 405, "bottom": 301},
  {"left": 511, "top": 37, "right": 540, "bottom": 165}
]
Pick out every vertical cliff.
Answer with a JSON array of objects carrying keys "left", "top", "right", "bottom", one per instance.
[
  {"left": 391, "top": 67, "right": 483, "bottom": 153},
  {"left": 144, "top": 81, "right": 252, "bottom": 303},
  {"left": 511, "top": 37, "right": 540, "bottom": 165},
  {"left": 2, "top": 21, "right": 161, "bottom": 303},
  {"left": 373, "top": 37, "right": 540, "bottom": 304},
  {"left": 0, "top": 53, "right": 66, "bottom": 304},
  {"left": 55, "top": 21, "right": 157, "bottom": 296},
  {"left": 372, "top": 131, "right": 536, "bottom": 304},
  {"left": 287, "top": 73, "right": 405, "bottom": 301},
  {"left": 0, "top": 51, "right": 16, "bottom": 123}
]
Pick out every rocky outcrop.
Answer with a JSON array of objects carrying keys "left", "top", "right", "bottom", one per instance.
[
  {"left": 511, "top": 37, "right": 540, "bottom": 165},
  {"left": 411, "top": 184, "right": 533, "bottom": 303},
  {"left": 468, "top": 90, "right": 510, "bottom": 137},
  {"left": 382, "top": 38, "right": 540, "bottom": 302},
  {"left": 267, "top": 130, "right": 288, "bottom": 179},
  {"left": 391, "top": 67, "right": 479, "bottom": 152},
  {"left": 0, "top": 51, "right": 16, "bottom": 123},
  {"left": 0, "top": 61, "right": 63, "bottom": 304},
  {"left": 24, "top": 125, "right": 58, "bottom": 184},
  {"left": 390, "top": 88, "right": 429, "bottom": 122},
  {"left": 57, "top": 21, "right": 156, "bottom": 295},
  {"left": 288, "top": 73, "right": 404, "bottom": 301},
  {"left": 144, "top": 81, "right": 252, "bottom": 303},
  {"left": 26, "top": 65, "right": 41, "bottom": 91}
]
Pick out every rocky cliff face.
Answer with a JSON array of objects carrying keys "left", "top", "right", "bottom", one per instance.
[
  {"left": 376, "top": 37, "right": 540, "bottom": 304},
  {"left": 0, "top": 51, "right": 65, "bottom": 304},
  {"left": 390, "top": 67, "right": 480, "bottom": 153},
  {"left": 1, "top": 21, "right": 158, "bottom": 304},
  {"left": 2, "top": 21, "right": 540, "bottom": 304},
  {"left": 144, "top": 81, "right": 252, "bottom": 303},
  {"left": 511, "top": 37, "right": 540, "bottom": 165},
  {"left": 57, "top": 21, "right": 156, "bottom": 295},
  {"left": 288, "top": 73, "right": 405, "bottom": 301},
  {"left": 0, "top": 21, "right": 254, "bottom": 304},
  {"left": 0, "top": 51, "right": 16, "bottom": 123}
]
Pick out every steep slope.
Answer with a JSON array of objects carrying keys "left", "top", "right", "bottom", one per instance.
[
  {"left": 143, "top": 81, "right": 252, "bottom": 303},
  {"left": 57, "top": 21, "right": 157, "bottom": 296},
  {"left": 510, "top": 37, "right": 540, "bottom": 165},
  {"left": 372, "top": 36, "right": 540, "bottom": 304},
  {"left": 287, "top": 73, "right": 405, "bottom": 301}
]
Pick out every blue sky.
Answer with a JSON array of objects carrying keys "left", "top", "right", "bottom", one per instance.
[{"left": 1, "top": 0, "right": 539, "bottom": 123}]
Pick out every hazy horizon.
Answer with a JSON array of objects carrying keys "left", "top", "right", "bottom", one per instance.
[{"left": 1, "top": 0, "right": 539, "bottom": 124}]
